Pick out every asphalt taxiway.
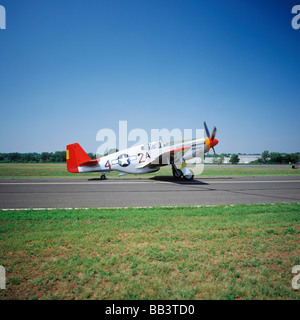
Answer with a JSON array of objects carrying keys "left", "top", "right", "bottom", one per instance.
[{"left": 0, "top": 176, "right": 299, "bottom": 209}]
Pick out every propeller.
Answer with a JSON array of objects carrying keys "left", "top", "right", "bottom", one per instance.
[
  {"left": 211, "top": 127, "right": 217, "bottom": 141},
  {"left": 204, "top": 121, "right": 210, "bottom": 139},
  {"left": 204, "top": 121, "right": 218, "bottom": 155}
]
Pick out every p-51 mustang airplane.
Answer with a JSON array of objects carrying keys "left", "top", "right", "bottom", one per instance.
[{"left": 66, "top": 122, "right": 218, "bottom": 181}]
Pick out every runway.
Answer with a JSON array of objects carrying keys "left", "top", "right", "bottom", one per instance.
[{"left": 0, "top": 176, "right": 300, "bottom": 209}]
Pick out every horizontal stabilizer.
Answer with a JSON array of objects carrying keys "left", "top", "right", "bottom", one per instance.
[
  {"left": 79, "top": 159, "right": 99, "bottom": 167},
  {"left": 118, "top": 172, "right": 128, "bottom": 176}
]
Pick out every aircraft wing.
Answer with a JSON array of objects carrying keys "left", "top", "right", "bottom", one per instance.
[{"left": 138, "top": 145, "right": 191, "bottom": 169}]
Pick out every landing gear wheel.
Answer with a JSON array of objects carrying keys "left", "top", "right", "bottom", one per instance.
[
  {"left": 173, "top": 169, "right": 183, "bottom": 179},
  {"left": 100, "top": 174, "right": 106, "bottom": 180},
  {"left": 183, "top": 170, "right": 194, "bottom": 181}
]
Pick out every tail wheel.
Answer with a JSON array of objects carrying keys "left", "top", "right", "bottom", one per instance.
[{"left": 100, "top": 174, "right": 106, "bottom": 180}]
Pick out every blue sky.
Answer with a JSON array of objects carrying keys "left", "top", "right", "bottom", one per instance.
[{"left": 0, "top": 0, "right": 299, "bottom": 154}]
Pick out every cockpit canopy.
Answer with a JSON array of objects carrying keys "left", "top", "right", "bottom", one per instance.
[{"left": 141, "top": 140, "right": 168, "bottom": 150}]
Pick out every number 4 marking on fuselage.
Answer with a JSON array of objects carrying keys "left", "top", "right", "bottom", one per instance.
[{"left": 105, "top": 160, "right": 111, "bottom": 170}]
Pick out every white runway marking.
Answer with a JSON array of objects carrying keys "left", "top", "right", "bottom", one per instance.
[
  {"left": 0, "top": 203, "right": 287, "bottom": 211},
  {"left": 0, "top": 181, "right": 153, "bottom": 185},
  {"left": 0, "top": 179, "right": 300, "bottom": 185}
]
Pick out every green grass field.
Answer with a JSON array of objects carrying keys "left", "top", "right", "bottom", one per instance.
[
  {"left": 1, "top": 163, "right": 300, "bottom": 178},
  {"left": 0, "top": 203, "right": 299, "bottom": 300}
]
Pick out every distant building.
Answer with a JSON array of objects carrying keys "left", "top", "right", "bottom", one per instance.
[{"left": 204, "top": 155, "right": 260, "bottom": 164}]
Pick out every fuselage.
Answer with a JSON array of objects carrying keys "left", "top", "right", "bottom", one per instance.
[{"left": 77, "top": 137, "right": 217, "bottom": 174}]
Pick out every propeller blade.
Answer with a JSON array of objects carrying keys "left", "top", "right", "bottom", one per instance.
[
  {"left": 211, "top": 127, "right": 217, "bottom": 141},
  {"left": 204, "top": 121, "right": 210, "bottom": 138},
  {"left": 212, "top": 147, "right": 216, "bottom": 156}
]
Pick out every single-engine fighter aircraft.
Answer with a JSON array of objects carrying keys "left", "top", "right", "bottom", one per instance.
[{"left": 66, "top": 122, "right": 218, "bottom": 181}]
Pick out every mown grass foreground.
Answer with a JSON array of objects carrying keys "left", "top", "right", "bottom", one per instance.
[{"left": 0, "top": 203, "right": 299, "bottom": 300}]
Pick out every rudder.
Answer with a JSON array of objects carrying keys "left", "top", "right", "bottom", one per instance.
[{"left": 66, "top": 143, "right": 91, "bottom": 173}]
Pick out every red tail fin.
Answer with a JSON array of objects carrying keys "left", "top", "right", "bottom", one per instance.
[{"left": 66, "top": 143, "right": 91, "bottom": 173}]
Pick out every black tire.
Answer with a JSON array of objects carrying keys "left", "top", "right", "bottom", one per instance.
[
  {"left": 100, "top": 174, "right": 106, "bottom": 180},
  {"left": 173, "top": 169, "right": 183, "bottom": 179}
]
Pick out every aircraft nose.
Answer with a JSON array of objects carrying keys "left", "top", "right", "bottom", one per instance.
[{"left": 210, "top": 138, "right": 218, "bottom": 148}]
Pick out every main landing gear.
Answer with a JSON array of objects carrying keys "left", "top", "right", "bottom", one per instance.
[
  {"left": 183, "top": 170, "right": 194, "bottom": 181},
  {"left": 100, "top": 174, "right": 106, "bottom": 180},
  {"left": 172, "top": 163, "right": 183, "bottom": 179},
  {"left": 172, "top": 163, "right": 194, "bottom": 181}
]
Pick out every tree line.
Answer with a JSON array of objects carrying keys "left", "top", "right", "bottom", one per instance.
[
  {"left": 209, "top": 152, "right": 300, "bottom": 165},
  {"left": 251, "top": 151, "right": 300, "bottom": 164},
  {"left": 0, "top": 151, "right": 96, "bottom": 163}
]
